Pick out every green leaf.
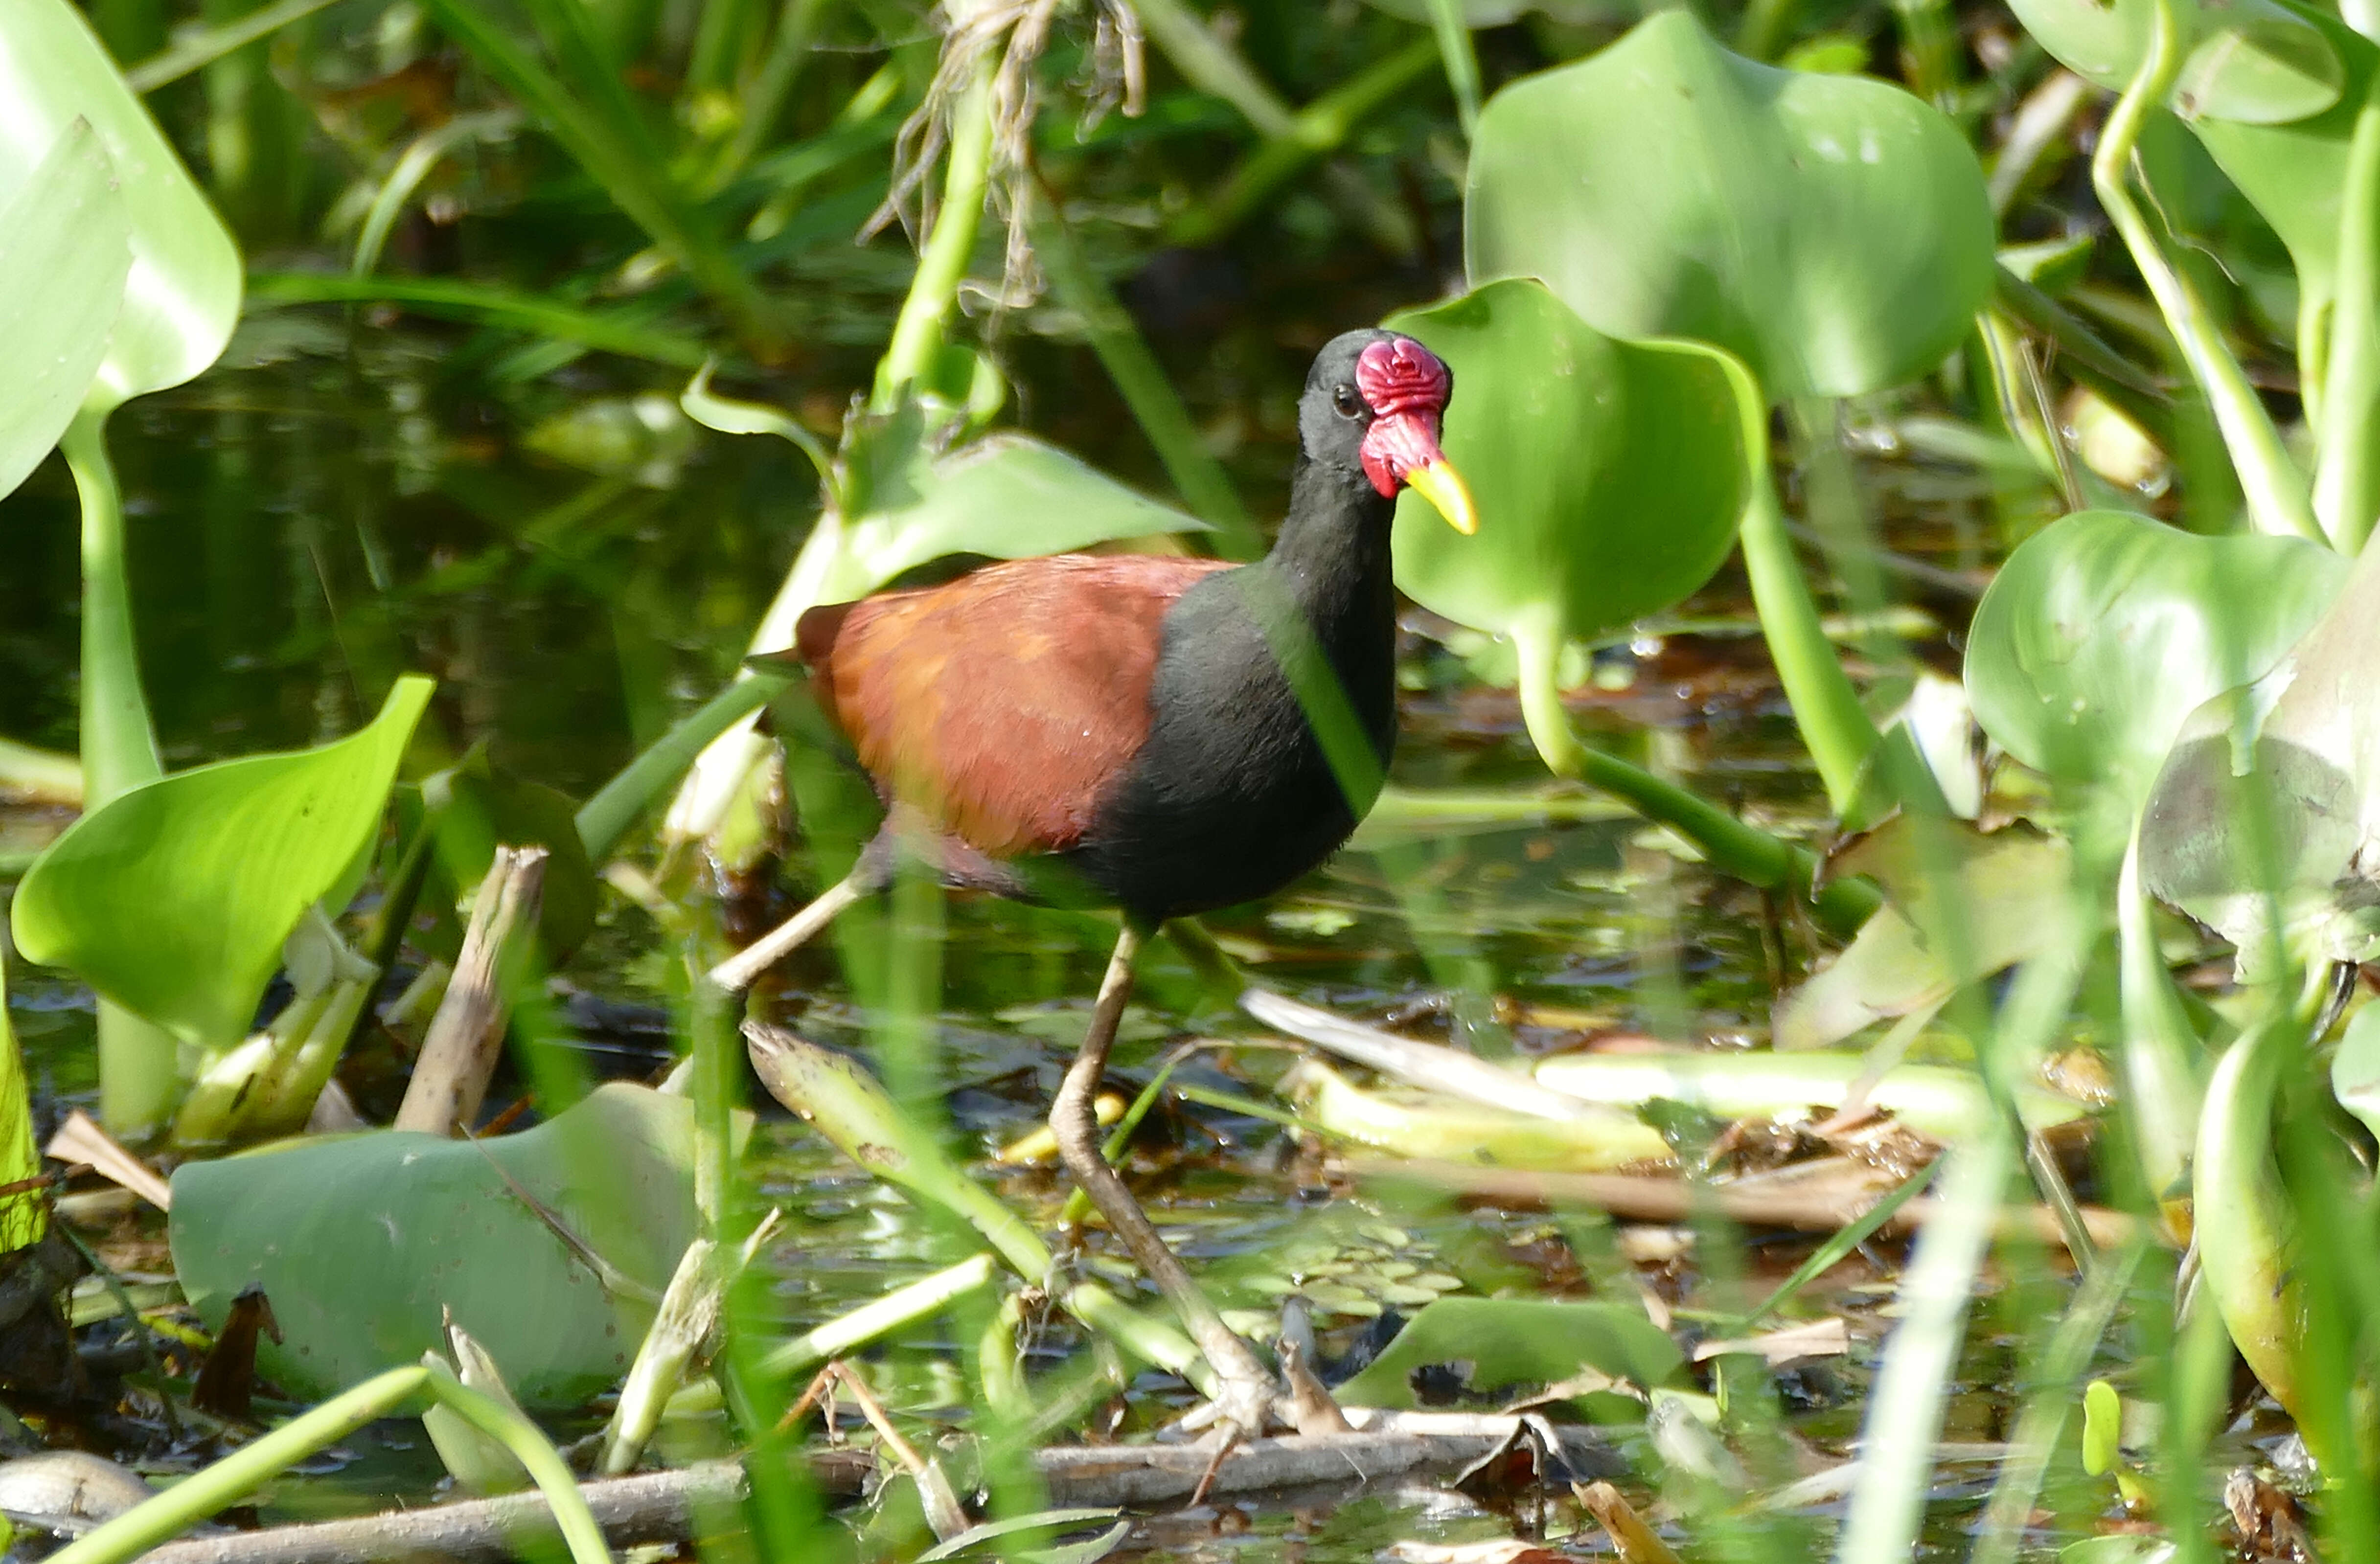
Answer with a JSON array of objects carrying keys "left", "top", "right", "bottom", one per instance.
[
  {"left": 0, "top": 0, "right": 241, "bottom": 413},
  {"left": 2011, "top": 0, "right": 2344, "bottom": 122},
  {"left": 169, "top": 1084, "right": 703, "bottom": 1406},
  {"left": 1383, "top": 280, "right": 1747, "bottom": 647},
  {"left": 1964, "top": 511, "right": 2340, "bottom": 839},
  {"left": 12, "top": 678, "right": 433, "bottom": 1048},
  {"left": 1465, "top": 10, "right": 1994, "bottom": 399},
  {"left": 0, "top": 121, "right": 129, "bottom": 503},
  {"left": 2187, "top": 7, "right": 2379, "bottom": 308},
  {"left": 2138, "top": 537, "right": 2380, "bottom": 974},
  {"left": 1332, "top": 1297, "right": 1685, "bottom": 1411},
  {"left": 2081, "top": 1378, "right": 2123, "bottom": 1475}
]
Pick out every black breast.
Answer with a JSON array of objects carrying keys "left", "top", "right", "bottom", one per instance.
[{"left": 1067, "top": 561, "right": 1398, "bottom": 923}]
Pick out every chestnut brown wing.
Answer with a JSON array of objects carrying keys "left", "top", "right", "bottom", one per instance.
[{"left": 792, "top": 554, "right": 1236, "bottom": 858}]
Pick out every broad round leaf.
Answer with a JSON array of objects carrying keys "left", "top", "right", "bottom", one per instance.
[
  {"left": 12, "top": 678, "right": 433, "bottom": 1047},
  {"left": 2009, "top": 0, "right": 2342, "bottom": 123},
  {"left": 1965, "top": 510, "right": 2339, "bottom": 825},
  {"left": 2177, "top": 16, "right": 2344, "bottom": 123},
  {"left": 0, "top": 0, "right": 240, "bottom": 412},
  {"left": 171, "top": 1084, "right": 701, "bottom": 1405},
  {"left": 2190, "top": 7, "right": 2378, "bottom": 306},
  {"left": 0, "top": 120, "right": 128, "bottom": 502},
  {"left": 1386, "top": 279, "right": 1747, "bottom": 645},
  {"left": 1464, "top": 10, "right": 1994, "bottom": 399}
]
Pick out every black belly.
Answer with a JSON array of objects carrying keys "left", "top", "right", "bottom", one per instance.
[{"left": 1067, "top": 650, "right": 1396, "bottom": 923}]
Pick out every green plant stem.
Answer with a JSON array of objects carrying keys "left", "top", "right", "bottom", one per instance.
[
  {"left": 1741, "top": 1162, "right": 1939, "bottom": 1329},
  {"left": 46, "top": 1365, "right": 611, "bottom": 1564},
  {"left": 2315, "top": 78, "right": 2380, "bottom": 554},
  {"left": 62, "top": 410, "right": 181, "bottom": 1141},
  {"left": 63, "top": 411, "right": 158, "bottom": 809},
  {"left": 1835, "top": 1115, "right": 2016, "bottom": 1563},
  {"left": 757, "top": 1252, "right": 997, "bottom": 1380},
  {"left": 1511, "top": 626, "right": 1877, "bottom": 938},
  {"left": 124, "top": 0, "right": 339, "bottom": 91},
  {"left": 1968, "top": 1241, "right": 2148, "bottom": 1564},
  {"left": 418, "top": 0, "right": 779, "bottom": 355},
  {"left": 1423, "top": 0, "right": 1480, "bottom": 136},
  {"left": 2089, "top": 0, "right": 2319, "bottom": 543},
  {"left": 1738, "top": 470, "right": 1879, "bottom": 820},
  {"left": 0, "top": 737, "right": 83, "bottom": 806},
  {"left": 249, "top": 272, "right": 709, "bottom": 368},
  {"left": 576, "top": 672, "right": 790, "bottom": 861},
  {"left": 1028, "top": 189, "right": 1262, "bottom": 559},
  {"left": 715, "top": 0, "right": 834, "bottom": 186},
  {"left": 1166, "top": 40, "right": 1439, "bottom": 249},
  {"left": 1991, "top": 266, "right": 2175, "bottom": 446},
  {"left": 1837, "top": 934, "right": 2085, "bottom": 1564},
  {"left": 874, "top": 69, "right": 995, "bottom": 409},
  {"left": 351, "top": 112, "right": 522, "bottom": 279},
  {"left": 1129, "top": 0, "right": 1297, "bottom": 137}
]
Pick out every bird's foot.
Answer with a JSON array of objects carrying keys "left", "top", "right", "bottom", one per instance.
[{"left": 1178, "top": 1368, "right": 1281, "bottom": 1505}]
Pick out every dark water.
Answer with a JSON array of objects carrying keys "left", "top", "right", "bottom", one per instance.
[{"left": 0, "top": 304, "right": 2096, "bottom": 1559}]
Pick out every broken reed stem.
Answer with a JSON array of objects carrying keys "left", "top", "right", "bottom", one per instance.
[
  {"left": 394, "top": 846, "right": 548, "bottom": 1135},
  {"left": 135, "top": 1420, "right": 1589, "bottom": 1564}
]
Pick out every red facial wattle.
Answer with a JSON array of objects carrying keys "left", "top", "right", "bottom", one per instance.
[{"left": 1354, "top": 336, "right": 1477, "bottom": 534}]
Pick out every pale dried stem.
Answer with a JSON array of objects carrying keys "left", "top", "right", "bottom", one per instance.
[{"left": 393, "top": 846, "right": 547, "bottom": 1136}]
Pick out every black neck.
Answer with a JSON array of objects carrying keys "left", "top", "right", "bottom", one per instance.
[{"left": 1261, "top": 459, "right": 1396, "bottom": 629}]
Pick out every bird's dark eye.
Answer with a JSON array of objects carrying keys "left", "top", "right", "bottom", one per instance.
[{"left": 1331, "top": 385, "right": 1363, "bottom": 418}]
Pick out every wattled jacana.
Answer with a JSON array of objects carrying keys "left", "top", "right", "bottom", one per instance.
[{"left": 713, "top": 329, "right": 1476, "bottom": 1435}]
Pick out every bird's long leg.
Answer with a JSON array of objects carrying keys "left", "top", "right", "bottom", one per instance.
[
  {"left": 1051, "top": 921, "right": 1279, "bottom": 1440},
  {"left": 708, "top": 870, "right": 869, "bottom": 993}
]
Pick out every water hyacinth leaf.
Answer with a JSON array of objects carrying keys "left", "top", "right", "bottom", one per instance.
[
  {"left": 0, "top": 121, "right": 129, "bottom": 503},
  {"left": 1333, "top": 1297, "right": 1685, "bottom": 1412},
  {"left": 1964, "top": 511, "right": 2340, "bottom": 836},
  {"left": 1383, "top": 280, "right": 1747, "bottom": 647},
  {"left": 2139, "top": 537, "right": 2380, "bottom": 973},
  {"left": 0, "top": 0, "right": 240, "bottom": 412},
  {"left": 170, "top": 1084, "right": 704, "bottom": 1405},
  {"left": 2007, "top": 0, "right": 2343, "bottom": 122},
  {"left": 11, "top": 678, "right": 432, "bottom": 1048},
  {"left": 2189, "top": 8, "right": 2379, "bottom": 308},
  {"left": 1465, "top": 10, "right": 1993, "bottom": 399}
]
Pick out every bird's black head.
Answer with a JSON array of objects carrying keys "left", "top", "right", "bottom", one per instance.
[{"left": 1299, "top": 328, "right": 1477, "bottom": 535}]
